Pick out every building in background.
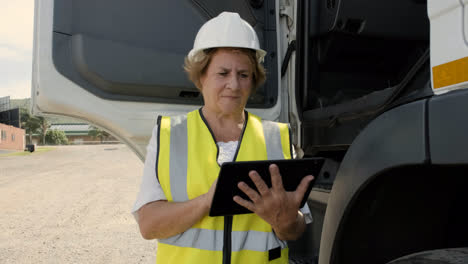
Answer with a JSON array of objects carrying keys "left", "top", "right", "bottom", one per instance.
[
  {"left": 31, "top": 123, "right": 118, "bottom": 145},
  {"left": 0, "top": 124, "right": 25, "bottom": 151},
  {"left": 0, "top": 96, "right": 25, "bottom": 151},
  {"left": 0, "top": 96, "right": 10, "bottom": 112},
  {"left": 49, "top": 123, "right": 94, "bottom": 144},
  {"left": 0, "top": 96, "right": 20, "bottom": 128}
]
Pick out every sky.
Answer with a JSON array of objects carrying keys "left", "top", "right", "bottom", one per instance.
[{"left": 0, "top": 1, "right": 34, "bottom": 99}]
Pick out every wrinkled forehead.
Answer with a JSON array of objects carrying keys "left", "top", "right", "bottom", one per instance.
[{"left": 208, "top": 48, "right": 255, "bottom": 70}]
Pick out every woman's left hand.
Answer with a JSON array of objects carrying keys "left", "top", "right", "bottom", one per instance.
[{"left": 233, "top": 164, "right": 314, "bottom": 238}]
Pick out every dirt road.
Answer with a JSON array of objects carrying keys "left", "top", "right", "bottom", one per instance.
[{"left": 0, "top": 145, "right": 156, "bottom": 264}]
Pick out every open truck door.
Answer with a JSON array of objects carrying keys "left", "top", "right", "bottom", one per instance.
[{"left": 31, "top": 0, "right": 284, "bottom": 160}]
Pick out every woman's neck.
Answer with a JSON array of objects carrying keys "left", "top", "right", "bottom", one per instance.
[{"left": 201, "top": 107, "right": 245, "bottom": 142}]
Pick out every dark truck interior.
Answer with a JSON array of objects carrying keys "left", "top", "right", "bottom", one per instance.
[
  {"left": 290, "top": 0, "right": 432, "bottom": 262},
  {"left": 290, "top": 1, "right": 468, "bottom": 264},
  {"left": 297, "top": 0, "right": 431, "bottom": 157}
]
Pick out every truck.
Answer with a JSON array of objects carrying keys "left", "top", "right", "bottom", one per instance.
[{"left": 32, "top": 0, "right": 468, "bottom": 263}]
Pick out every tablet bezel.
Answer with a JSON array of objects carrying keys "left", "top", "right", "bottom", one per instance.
[{"left": 209, "top": 158, "right": 324, "bottom": 217}]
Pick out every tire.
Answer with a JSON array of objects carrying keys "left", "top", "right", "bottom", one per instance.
[{"left": 386, "top": 248, "right": 468, "bottom": 264}]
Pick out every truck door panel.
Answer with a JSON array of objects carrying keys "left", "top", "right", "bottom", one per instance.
[
  {"left": 52, "top": 0, "right": 204, "bottom": 103},
  {"left": 464, "top": 0, "right": 468, "bottom": 46}
]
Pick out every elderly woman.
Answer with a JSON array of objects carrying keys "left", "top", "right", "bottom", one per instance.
[{"left": 132, "top": 12, "right": 313, "bottom": 264}]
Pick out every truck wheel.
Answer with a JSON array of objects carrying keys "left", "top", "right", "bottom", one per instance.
[{"left": 386, "top": 248, "right": 468, "bottom": 264}]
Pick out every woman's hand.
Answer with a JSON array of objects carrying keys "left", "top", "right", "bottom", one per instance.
[
  {"left": 203, "top": 178, "right": 218, "bottom": 212},
  {"left": 233, "top": 164, "right": 313, "bottom": 240}
]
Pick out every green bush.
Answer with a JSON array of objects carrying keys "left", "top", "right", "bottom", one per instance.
[{"left": 45, "top": 130, "right": 69, "bottom": 145}]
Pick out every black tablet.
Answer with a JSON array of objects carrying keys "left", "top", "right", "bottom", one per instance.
[{"left": 209, "top": 158, "right": 325, "bottom": 217}]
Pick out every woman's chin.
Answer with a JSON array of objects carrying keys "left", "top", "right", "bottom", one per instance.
[{"left": 216, "top": 104, "right": 245, "bottom": 115}]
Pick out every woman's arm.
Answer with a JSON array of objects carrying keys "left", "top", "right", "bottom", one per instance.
[
  {"left": 137, "top": 196, "right": 207, "bottom": 240},
  {"left": 137, "top": 180, "right": 217, "bottom": 240},
  {"left": 134, "top": 123, "right": 221, "bottom": 240}
]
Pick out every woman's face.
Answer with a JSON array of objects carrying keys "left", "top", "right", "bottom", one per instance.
[{"left": 200, "top": 48, "right": 254, "bottom": 117}]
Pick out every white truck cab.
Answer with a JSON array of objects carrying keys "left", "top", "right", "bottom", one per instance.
[{"left": 32, "top": 0, "right": 468, "bottom": 263}]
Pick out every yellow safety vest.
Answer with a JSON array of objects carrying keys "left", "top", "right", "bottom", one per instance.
[{"left": 156, "top": 109, "right": 292, "bottom": 264}]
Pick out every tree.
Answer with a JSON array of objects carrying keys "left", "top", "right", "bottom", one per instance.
[
  {"left": 45, "top": 130, "right": 69, "bottom": 145},
  {"left": 37, "top": 116, "right": 50, "bottom": 145},
  {"left": 88, "top": 126, "right": 110, "bottom": 143},
  {"left": 20, "top": 108, "right": 40, "bottom": 144}
]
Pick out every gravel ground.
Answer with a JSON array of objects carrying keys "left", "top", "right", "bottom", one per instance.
[
  {"left": 0, "top": 149, "right": 16, "bottom": 154},
  {"left": 0, "top": 145, "right": 156, "bottom": 264}
]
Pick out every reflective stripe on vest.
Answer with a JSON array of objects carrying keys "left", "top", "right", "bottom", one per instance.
[
  {"left": 156, "top": 110, "right": 292, "bottom": 264},
  {"left": 169, "top": 114, "right": 188, "bottom": 202},
  {"left": 160, "top": 228, "right": 287, "bottom": 252},
  {"left": 262, "top": 120, "right": 285, "bottom": 160}
]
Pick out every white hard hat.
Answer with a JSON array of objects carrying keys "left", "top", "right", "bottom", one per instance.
[{"left": 188, "top": 12, "right": 267, "bottom": 63}]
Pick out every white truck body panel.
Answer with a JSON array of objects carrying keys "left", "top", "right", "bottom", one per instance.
[{"left": 428, "top": 0, "right": 468, "bottom": 94}]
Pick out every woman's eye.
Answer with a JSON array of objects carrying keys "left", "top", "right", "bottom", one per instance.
[
  {"left": 218, "top": 72, "right": 228, "bottom": 76},
  {"left": 240, "top": 74, "right": 249, "bottom": 78}
]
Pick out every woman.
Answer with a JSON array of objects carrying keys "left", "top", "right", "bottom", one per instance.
[{"left": 132, "top": 12, "right": 313, "bottom": 263}]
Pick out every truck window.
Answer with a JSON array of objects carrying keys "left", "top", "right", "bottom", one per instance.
[
  {"left": 298, "top": 0, "right": 430, "bottom": 154},
  {"left": 304, "top": 0, "right": 429, "bottom": 110},
  {"left": 52, "top": 0, "right": 278, "bottom": 108}
]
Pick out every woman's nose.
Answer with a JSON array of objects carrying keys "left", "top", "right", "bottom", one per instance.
[{"left": 227, "top": 74, "right": 240, "bottom": 90}]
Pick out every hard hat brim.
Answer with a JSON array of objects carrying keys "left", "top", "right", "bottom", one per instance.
[{"left": 188, "top": 47, "right": 267, "bottom": 63}]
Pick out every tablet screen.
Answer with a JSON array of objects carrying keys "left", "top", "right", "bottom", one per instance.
[{"left": 209, "top": 158, "right": 324, "bottom": 217}]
